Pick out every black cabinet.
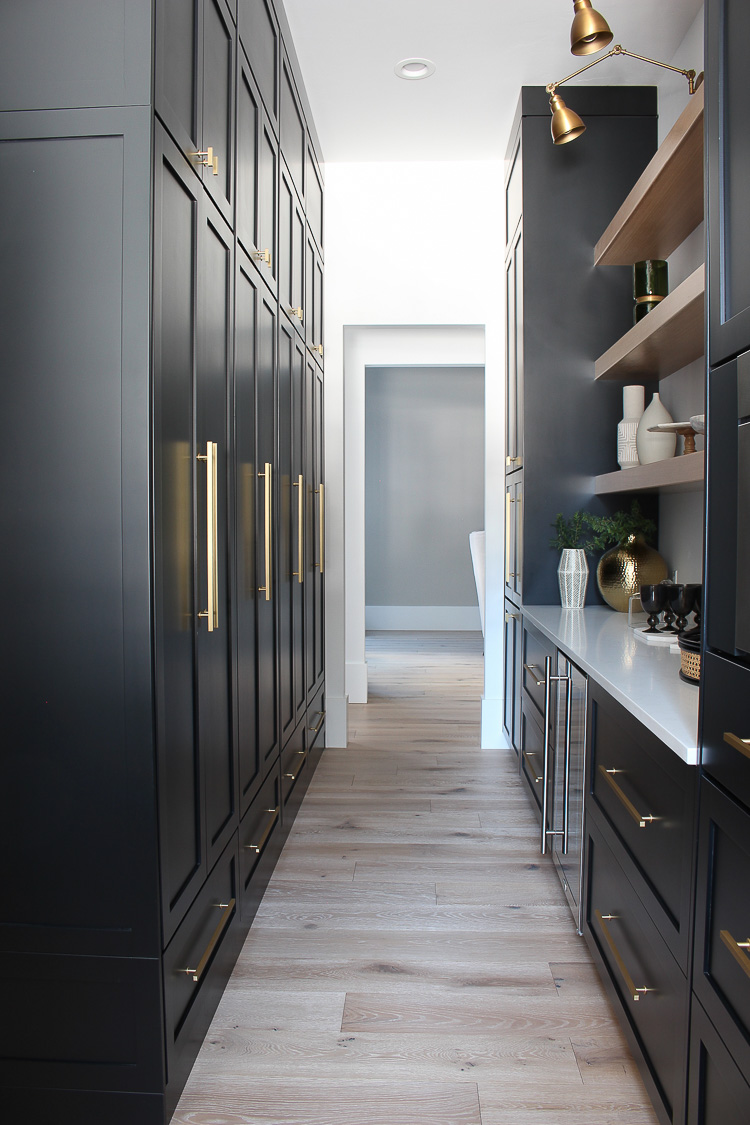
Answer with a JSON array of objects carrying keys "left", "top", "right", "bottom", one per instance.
[
  {"left": 687, "top": 998, "right": 750, "bottom": 1124},
  {"left": 707, "top": 0, "right": 750, "bottom": 366},
  {"left": 238, "top": 0, "right": 279, "bottom": 129},
  {"left": 237, "top": 49, "right": 278, "bottom": 293},
  {"left": 503, "top": 602, "right": 522, "bottom": 752},
  {"left": 279, "top": 164, "right": 306, "bottom": 332}
]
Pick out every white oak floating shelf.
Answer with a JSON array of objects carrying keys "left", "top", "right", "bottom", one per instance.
[
  {"left": 594, "top": 265, "right": 705, "bottom": 382},
  {"left": 595, "top": 84, "right": 704, "bottom": 265},
  {"left": 595, "top": 450, "right": 704, "bottom": 495}
]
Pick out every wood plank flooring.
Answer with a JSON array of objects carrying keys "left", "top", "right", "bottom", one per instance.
[{"left": 172, "top": 632, "right": 659, "bottom": 1125}]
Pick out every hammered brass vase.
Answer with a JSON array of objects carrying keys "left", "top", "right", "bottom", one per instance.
[{"left": 596, "top": 533, "right": 667, "bottom": 612}]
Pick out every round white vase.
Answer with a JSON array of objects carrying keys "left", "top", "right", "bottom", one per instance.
[
  {"left": 617, "top": 385, "right": 644, "bottom": 469},
  {"left": 557, "top": 548, "right": 588, "bottom": 609},
  {"left": 636, "top": 392, "right": 676, "bottom": 464}
]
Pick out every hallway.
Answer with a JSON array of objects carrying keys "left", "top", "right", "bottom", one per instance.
[{"left": 173, "top": 633, "right": 659, "bottom": 1124}]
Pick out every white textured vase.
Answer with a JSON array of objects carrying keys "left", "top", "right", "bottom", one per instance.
[
  {"left": 636, "top": 392, "right": 676, "bottom": 464},
  {"left": 617, "top": 385, "right": 644, "bottom": 469},
  {"left": 558, "top": 549, "right": 588, "bottom": 609}
]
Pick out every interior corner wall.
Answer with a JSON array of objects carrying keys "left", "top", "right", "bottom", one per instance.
[{"left": 322, "top": 161, "right": 506, "bottom": 747}]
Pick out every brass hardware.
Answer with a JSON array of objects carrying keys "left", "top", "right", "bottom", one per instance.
[
  {"left": 197, "top": 441, "right": 219, "bottom": 631},
  {"left": 506, "top": 455, "right": 522, "bottom": 466},
  {"left": 724, "top": 732, "right": 750, "bottom": 761},
  {"left": 285, "top": 752, "right": 307, "bottom": 782},
  {"left": 254, "top": 248, "right": 272, "bottom": 268},
  {"left": 181, "top": 899, "right": 235, "bottom": 983},
  {"left": 245, "top": 807, "right": 279, "bottom": 855},
  {"left": 634, "top": 294, "right": 665, "bottom": 306},
  {"left": 194, "top": 147, "right": 219, "bottom": 175},
  {"left": 290, "top": 306, "right": 304, "bottom": 321},
  {"left": 720, "top": 930, "right": 750, "bottom": 980},
  {"left": 522, "top": 750, "right": 543, "bottom": 784},
  {"left": 308, "top": 343, "right": 323, "bottom": 357},
  {"left": 523, "top": 663, "right": 545, "bottom": 687},
  {"left": 309, "top": 710, "right": 326, "bottom": 734},
  {"left": 595, "top": 910, "right": 653, "bottom": 1001},
  {"left": 258, "top": 462, "right": 272, "bottom": 601},
  {"left": 315, "top": 484, "right": 325, "bottom": 573},
  {"left": 292, "top": 474, "right": 304, "bottom": 583},
  {"left": 599, "top": 765, "right": 656, "bottom": 827},
  {"left": 505, "top": 611, "right": 519, "bottom": 623}
]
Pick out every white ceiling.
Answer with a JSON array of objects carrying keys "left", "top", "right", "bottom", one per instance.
[{"left": 283, "top": 0, "right": 703, "bottom": 163}]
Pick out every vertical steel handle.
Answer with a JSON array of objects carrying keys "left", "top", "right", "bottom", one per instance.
[
  {"left": 541, "top": 655, "right": 552, "bottom": 855},
  {"left": 315, "top": 483, "right": 325, "bottom": 574},
  {"left": 197, "top": 441, "right": 219, "bottom": 631},
  {"left": 258, "top": 462, "right": 272, "bottom": 601},
  {"left": 292, "top": 474, "right": 304, "bottom": 583},
  {"left": 562, "top": 674, "right": 573, "bottom": 853}
]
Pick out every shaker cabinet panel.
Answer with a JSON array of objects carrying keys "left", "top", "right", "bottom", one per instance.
[
  {"left": 280, "top": 52, "right": 305, "bottom": 199},
  {"left": 701, "top": 651, "right": 750, "bottom": 813},
  {"left": 687, "top": 998, "right": 750, "bottom": 1125},
  {"left": 279, "top": 165, "right": 305, "bottom": 333},
  {"left": 237, "top": 51, "right": 277, "bottom": 293},
  {"left": 238, "top": 0, "right": 279, "bottom": 127},
  {"left": 505, "top": 224, "right": 523, "bottom": 473},
  {"left": 256, "top": 288, "right": 280, "bottom": 767},
  {"left": 306, "top": 361, "right": 326, "bottom": 702},
  {"left": 201, "top": 0, "right": 236, "bottom": 224},
  {"left": 503, "top": 602, "right": 522, "bottom": 753}
]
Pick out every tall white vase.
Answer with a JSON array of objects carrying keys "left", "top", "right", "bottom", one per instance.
[
  {"left": 617, "top": 385, "right": 644, "bottom": 469},
  {"left": 636, "top": 392, "right": 676, "bottom": 464},
  {"left": 557, "top": 549, "right": 588, "bottom": 609}
]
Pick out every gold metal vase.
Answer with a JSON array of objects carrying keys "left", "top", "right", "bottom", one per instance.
[{"left": 596, "top": 533, "right": 667, "bottom": 612}]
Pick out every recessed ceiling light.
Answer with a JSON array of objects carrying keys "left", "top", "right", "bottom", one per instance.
[{"left": 394, "top": 58, "right": 436, "bottom": 81}]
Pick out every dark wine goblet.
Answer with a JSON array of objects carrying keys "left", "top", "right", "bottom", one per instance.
[
  {"left": 640, "top": 584, "right": 668, "bottom": 633},
  {"left": 670, "top": 583, "right": 700, "bottom": 633}
]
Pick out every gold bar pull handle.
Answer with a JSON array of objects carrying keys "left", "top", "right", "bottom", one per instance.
[
  {"left": 720, "top": 930, "right": 750, "bottom": 980},
  {"left": 285, "top": 751, "right": 307, "bottom": 782},
  {"left": 724, "top": 732, "right": 750, "bottom": 761},
  {"left": 310, "top": 710, "right": 326, "bottom": 734},
  {"left": 599, "top": 765, "right": 656, "bottom": 828},
  {"left": 315, "top": 484, "right": 325, "bottom": 574},
  {"left": 292, "top": 474, "right": 304, "bottom": 583},
  {"left": 244, "top": 807, "right": 279, "bottom": 856},
  {"left": 258, "top": 462, "right": 272, "bottom": 601},
  {"left": 197, "top": 441, "right": 219, "bottom": 631},
  {"left": 522, "top": 750, "right": 544, "bottom": 784},
  {"left": 595, "top": 910, "right": 653, "bottom": 1002},
  {"left": 523, "top": 663, "right": 545, "bottom": 687},
  {"left": 181, "top": 899, "right": 235, "bottom": 983}
]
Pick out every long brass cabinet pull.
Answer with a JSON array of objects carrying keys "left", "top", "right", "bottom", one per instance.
[
  {"left": 315, "top": 484, "right": 325, "bottom": 573},
  {"left": 197, "top": 441, "right": 219, "bottom": 631},
  {"left": 724, "top": 732, "right": 750, "bottom": 760},
  {"left": 599, "top": 765, "right": 656, "bottom": 827},
  {"left": 181, "top": 899, "right": 235, "bottom": 983},
  {"left": 285, "top": 751, "right": 307, "bottom": 782},
  {"left": 258, "top": 462, "right": 272, "bottom": 601},
  {"left": 595, "top": 910, "right": 653, "bottom": 1001},
  {"left": 523, "top": 662, "right": 545, "bottom": 687},
  {"left": 310, "top": 710, "right": 326, "bottom": 734},
  {"left": 293, "top": 474, "right": 304, "bottom": 583},
  {"left": 523, "top": 750, "right": 543, "bottom": 784},
  {"left": 245, "top": 807, "right": 279, "bottom": 855},
  {"left": 720, "top": 929, "right": 750, "bottom": 980}
]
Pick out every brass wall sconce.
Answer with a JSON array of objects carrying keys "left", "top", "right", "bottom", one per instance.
[{"left": 547, "top": 2, "right": 703, "bottom": 145}]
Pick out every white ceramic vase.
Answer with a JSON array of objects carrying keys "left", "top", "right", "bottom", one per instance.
[
  {"left": 558, "top": 548, "right": 588, "bottom": 609},
  {"left": 617, "top": 385, "right": 644, "bottom": 469},
  {"left": 636, "top": 392, "right": 676, "bottom": 464}
]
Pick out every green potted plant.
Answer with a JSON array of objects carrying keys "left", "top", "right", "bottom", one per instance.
[
  {"left": 584, "top": 501, "right": 666, "bottom": 612},
  {"left": 549, "top": 512, "right": 591, "bottom": 609}
]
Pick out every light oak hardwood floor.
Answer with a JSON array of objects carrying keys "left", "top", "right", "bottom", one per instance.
[{"left": 173, "top": 631, "right": 659, "bottom": 1125}]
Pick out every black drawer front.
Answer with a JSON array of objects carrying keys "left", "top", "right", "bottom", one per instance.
[
  {"left": 694, "top": 777, "right": 750, "bottom": 1076},
  {"left": 307, "top": 684, "right": 325, "bottom": 751},
  {"left": 240, "top": 764, "right": 280, "bottom": 890},
  {"left": 688, "top": 998, "right": 750, "bottom": 1125},
  {"left": 521, "top": 620, "right": 554, "bottom": 718},
  {"left": 163, "top": 833, "right": 242, "bottom": 1094},
  {"left": 702, "top": 651, "right": 750, "bottom": 812},
  {"left": 281, "top": 716, "right": 307, "bottom": 805},
  {"left": 588, "top": 684, "right": 695, "bottom": 960},
  {"left": 586, "top": 822, "right": 688, "bottom": 1124},
  {"left": 520, "top": 693, "right": 545, "bottom": 817}
]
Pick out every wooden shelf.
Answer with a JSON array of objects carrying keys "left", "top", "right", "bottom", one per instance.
[
  {"left": 595, "top": 85, "right": 704, "bottom": 265},
  {"left": 594, "top": 265, "right": 704, "bottom": 382},
  {"left": 595, "top": 451, "right": 704, "bottom": 495}
]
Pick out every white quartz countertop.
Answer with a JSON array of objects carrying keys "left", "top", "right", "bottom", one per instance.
[{"left": 521, "top": 605, "right": 700, "bottom": 766}]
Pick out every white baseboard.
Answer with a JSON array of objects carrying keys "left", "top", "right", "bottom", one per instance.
[
  {"left": 365, "top": 605, "right": 482, "bottom": 631},
  {"left": 345, "top": 661, "right": 368, "bottom": 704},
  {"left": 481, "top": 696, "right": 511, "bottom": 749},
  {"left": 324, "top": 693, "right": 349, "bottom": 747}
]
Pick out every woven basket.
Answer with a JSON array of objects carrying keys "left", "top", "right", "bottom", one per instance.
[{"left": 678, "top": 629, "right": 701, "bottom": 684}]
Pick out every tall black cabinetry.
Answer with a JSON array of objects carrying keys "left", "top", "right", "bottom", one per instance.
[
  {"left": 0, "top": 1, "right": 324, "bottom": 1121},
  {"left": 694, "top": 2, "right": 750, "bottom": 1120},
  {"left": 502, "top": 87, "right": 658, "bottom": 751}
]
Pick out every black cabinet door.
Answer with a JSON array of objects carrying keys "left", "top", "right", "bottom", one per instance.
[
  {"left": 201, "top": 0, "right": 236, "bottom": 225},
  {"left": 280, "top": 50, "right": 305, "bottom": 200},
  {"left": 305, "top": 230, "right": 324, "bottom": 367},
  {"left": 234, "top": 249, "right": 261, "bottom": 812},
  {"left": 503, "top": 603, "right": 522, "bottom": 753},
  {"left": 279, "top": 164, "right": 305, "bottom": 334},
  {"left": 306, "top": 358, "right": 326, "bottom": 703},
  {"left": 306, "top": 140, "right": 324, "bottom": 256},
  {"left": 237, "top": 52, "right": 277, "bottom": 292},
  {"left": 238, "top": 0, "right": 279, "bottom": 129},
  {"left": 505, "top": 223, "right": 524, "bottom": 473},
  {"left": 687, "top": 998, "right": 750, "bottom": 1125},
  {"left": 707, "top": 0, "right": 750, "bottom": 365},
  {"left": 256, "top": 286, "right": 279, "bottom": 768}
]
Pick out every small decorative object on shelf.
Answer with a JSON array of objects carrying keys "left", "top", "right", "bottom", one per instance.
[
  {"left": 617, "top": 384, "right": 644, "bottom": 469},
  {"left": 641, "top": 582, "right": 669, "bottom": 632},
  {"left": 636, "top": 392, "right": 676, "bottom": 464},
  {"left": 647, "top": 420, "right": 698, "bottom": 454},
  {"left": 550, "top": 512, "right": 590, "bottom": 609},
  {"left": 677, "top": 626, "right": 701, "bottom": 683},
  {"left": 585, "top": 501, "right": 667, "bottom": 611},
  {"left": 633, "top": 259, "right": 668, "bottom": 323}
]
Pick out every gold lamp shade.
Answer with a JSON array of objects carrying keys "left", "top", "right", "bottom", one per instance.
[
  {"left": 549, "top": 94, "right": 586, "bottom": 145},
  {"left": 570, "top": 0, "right": 613, "bottom": 56}
]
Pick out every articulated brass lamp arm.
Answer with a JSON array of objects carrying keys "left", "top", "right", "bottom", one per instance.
[{"left": 546, "top": 44, "right": 702, "bottom": 98}]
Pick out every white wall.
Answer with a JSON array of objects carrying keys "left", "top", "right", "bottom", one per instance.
[{"left": 323, "top": 161, "right": 505, "bottom": 746}]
